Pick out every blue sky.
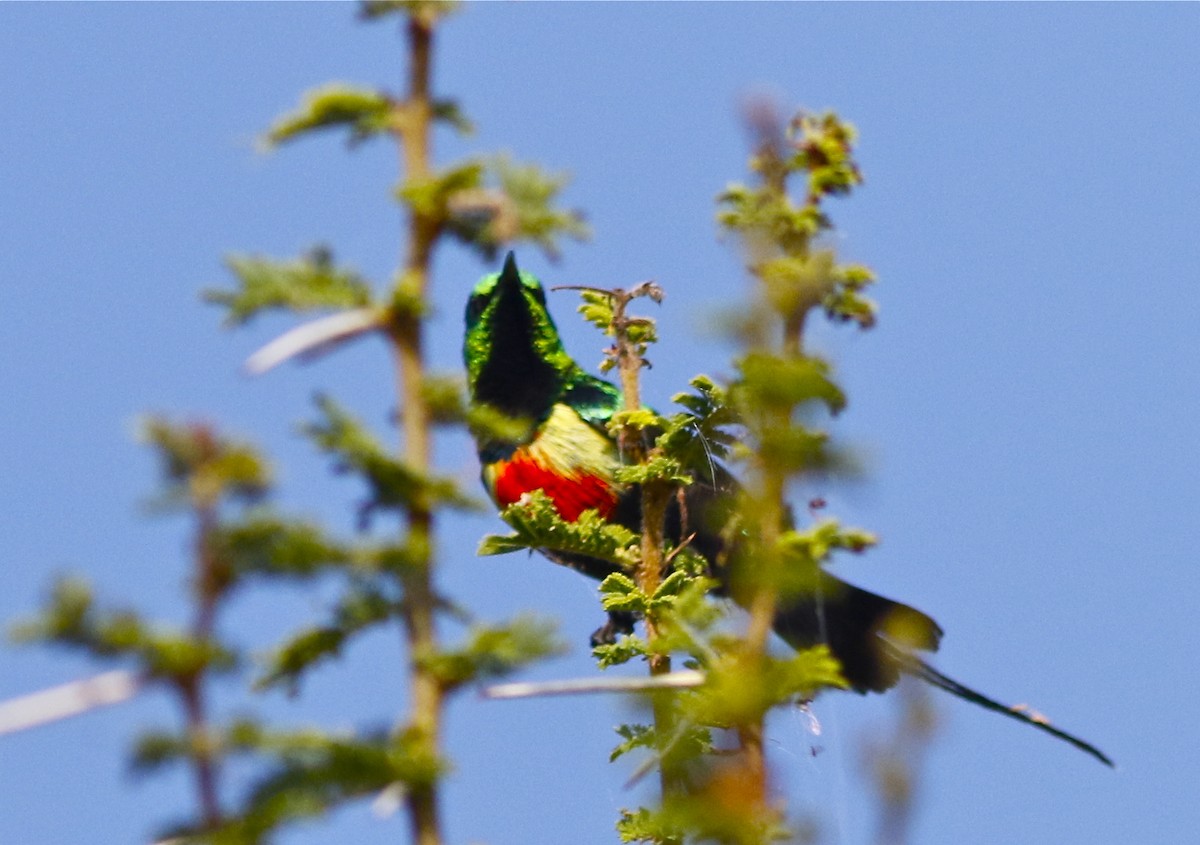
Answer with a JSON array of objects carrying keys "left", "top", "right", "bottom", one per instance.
[{"left": 2, "top": 3, "right": 1197, "bottom": 844}]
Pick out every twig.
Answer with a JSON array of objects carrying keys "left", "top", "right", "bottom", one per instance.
[
  {"left": 243, "top": 308, "right": 384, "bottom": 375},
  {"left": 0, "top": 670, "right": 142, "bottom": 735},
  {"left": 482, "top": 670, "right": 705, "bottom": 700}
]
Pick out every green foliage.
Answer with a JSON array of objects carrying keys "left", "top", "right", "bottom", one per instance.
[
  {"left": 206, "top": 247, "right": 374, "bottom": 326},
  {"left": 730, "top": 427, "right": 832, "bottom": 476},
  {"left": 822, "top": 261, "right": 877, "bottom": 328},
  {"left": 717, "top": 182, "right": 826, "bottom": 256},
  {"left": 578, "top": 289, "right": 615, "bottom": 332},
  {"left": 14, "top": 5, "right": 919, "bottom": 842},
  {"left": 598, "top": 571, "right": 693, "bottom": 617},
  {"left": 399, "top": 159, "right": 485, "bottom": 218},
  {"left": 305, "top": 394, "right": 479, "bottom": 521},
  {"left": 264, "top": 84, "right": 396, "bottom": 147},
  {"left": 208, "top": 727, "right": 447, "bottom": 843},
  {"left": 430, "top": 98, "right": 475, "bottom": 135},
  {"left": 788, "top": 111, "right": 862, "bottom": 199},
  {"left": 581, "top": 104, "right": 881, "bottom": 843},
  {"left": 140, "top": 417, "right": 271, "bottom": 508},
  {"left": 656, "top": 376, "right": 741, "bottom": 476},
  {"left": 421, "top": 373, "right": 470, "bottom": 425},
  {"left": 131, "top": 716, "right": 266, "bottom": 777},
  {"left": 617, "top": 807, "right": 680, "bottom": 844},
  {"left": 12, "top": 577, "right": 237, "bottom": 680},
  {"left": 684, "top": 647, "right": 848, "bottom": 729},
  {"left": 718, "top": 110, "right": 877, "bottom": 334},
  {"left": 487, "top": 154, "right": 591, "bottom": 260},
  {"left": 779, "top": 520, "right": 877, "bottom": 562},
  {"left": 717, "top": 111, "right": 861, "bottom": 249},
  {"left": 359, "top": 0, "right": 459, "bottom": 24},
  {"left": 478, "top": 491, "right": 638, "bottom": 568},
  {"left": 574, "top": 282, "right": 663, "bottom": 373},
  {"left": 610, "top": 723, "right": 657, "bottom": 763},
  {"left": 593, "top": 634, "right": 649, "bottom": 669},
  {"left": 211, "top": 514, "right": 354, "bottom": 583},
  {"left": 734, "top": 351, "right": 845, "bottom": 416},
  {"left": 613, "top": 454, "right": 691, "bottom": 487},
  {"left": 620, "top": 796, "right": 792, "bottom": 845},
  {"left": 439, "top": 154, "right": 590, "bottom": 261},
  {"left": 257, "top": 583, "right": 399, "bottom": 694},
  {"left": 418, "top": 615, "right": 565, "bottom": 691}
]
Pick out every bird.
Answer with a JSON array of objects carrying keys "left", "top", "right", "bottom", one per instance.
[{"left": 463, "top": 252, "right": 1112, "bottom": 767}]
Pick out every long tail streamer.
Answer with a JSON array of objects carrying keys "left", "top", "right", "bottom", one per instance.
[{"left": 881, "top": 643, "right": 1114, "bottom": 768}]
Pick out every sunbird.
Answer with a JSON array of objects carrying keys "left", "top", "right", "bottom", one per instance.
[{"left": 464, "top": 253, "right": 1111, "bottom": 767}]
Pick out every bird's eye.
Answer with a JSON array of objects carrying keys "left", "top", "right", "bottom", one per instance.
[{"left": 530, "top": 284, "right": 547, "bottom": 306}]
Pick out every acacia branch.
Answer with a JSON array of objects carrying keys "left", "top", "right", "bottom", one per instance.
[
  {"left": 0, "top": 670, "right": 142, "bottom": 735},
  {"left": 185, "top": 500, "right": 224, "bottom": 830},
  {"left": 392, "top": 13, "right": 444, "bottom": 845},
  {"left": 603, "top": 284, "right": 686, "bottom": 810}
]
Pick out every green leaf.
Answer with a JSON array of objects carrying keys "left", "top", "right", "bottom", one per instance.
[
  {"left": 779, "top": 520, "right": 877, "bottom": 564},
  {"left": 610, "top": 723, "right": 655, "bottom": 762},
  {"left": 257, "top": 583, "right": 399, "bottom": 693},
  {"left": 491, "top": 154, "right": 590, "bottom": 260},
  {"left": 776, "top": 644, "right": 851, "bottom": 697},
  {"left": 131, "top": 717, "right": 267, "bottom": 778},
  {"left": 431, "top": 98, "right": 474, "bottom": 135},
  {"left": 418, "top": 615, "right": 564, "bottom": 691},
  {"left": 264, "top": 84, "right": 395, "bottom": 147},
  {"left": 608, "top": 408, "right": 665, "bottom": 435},
  {"left": 658, "top": 376, "right": 740, "bottom": 478},
  {"left": 746, "top": 426, "right": 837, "bottom": 474},
  {"left": 684, "top": 646, "right": 847, "bottom": 728},
  {"left": 213, "top": 727, "right": 446, "bottom": 842},
  {"left": 421, "top": 373, "right": 469, "bottom": 425},
  {"left": 13, "top": 577, "right": 237, "bottom": 680},
  {"left": 717, "top": 182, "right": 825, "bottom": 254},
  {"left": 139, "top": 417, "right": 272, "bottom": 509},
  {"left": 398, "top": 159, "right": 484, "bottom": 218},
  {"left": 649, "top": 571, "right": 689, "bottom": 603},
  {"left": 359, "top": 0, "right": 460, "bottom": 24},
  {"left": 616, "top": 806, "right": 680, "bottom": 844},
  {"left": 141, "top": 632, "right": 238, "bottom": 679},
  {"left": 479, "top": 491, "right": 638, "bottom": 568},
  {"left": 612, "top": 455, "right": 691, "bottom": 487},
  {"left": 446, "top": 154, "right": 590, "bottom": 261},
  {"left": 789, "top": 111, "right": 863, "bottom": 200},
  {"left": 735, "top": 351, "right": 846, "bottom": 416},
  {"left": 212, "top": 513, "right": 353, "bottom": 583},
  {"left": 823, "top": 262, "right": 878, "bottom": 328},
  {"left": 476, "top": 532, "right": 531, "bottom": 556},
  {"left": 593, "top": 634, "right": 648, "bottom": 669},
  {"left": 577, "top": 290, "right": 615, "bottom": 332},
  {"left": 599, "top": 572, "right": 644, "bottom": 614},
  {"left": 305, "top": 394, "right": 479, "bottom": 521},
  {"left": 206, "top": 247, "right": 374, "bottom": 326}
]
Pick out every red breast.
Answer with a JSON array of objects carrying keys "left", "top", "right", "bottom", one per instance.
[{"left": 491, "top": 453, "right": 618, "bottom": 522}]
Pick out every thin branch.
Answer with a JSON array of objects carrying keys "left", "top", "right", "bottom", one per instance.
[
  {"left": 186, "top": 502, "right": 223, "bottom": 830},
  {"left": 0, "top": 670, "right": 142, "bottom": 735},
  {"left": 243, "top": 308, "right": 384, "bottom": 375},
  {"left": 482, "top": 670, "right": 705, "bottom": 700},
  {"left": 393, "top": 13, "right": 444, "bottom": 845}
]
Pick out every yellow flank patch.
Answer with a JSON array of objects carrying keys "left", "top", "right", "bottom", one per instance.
[{"left": 526, "top": 404, "right": 620, "bottom": 482}]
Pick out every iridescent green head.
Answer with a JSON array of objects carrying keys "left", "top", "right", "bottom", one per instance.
[{"left": 464, "top": 253, "right": 580, "bottom": 421}]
